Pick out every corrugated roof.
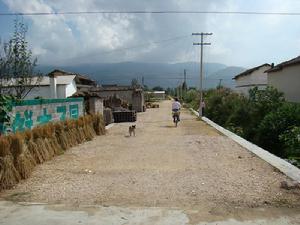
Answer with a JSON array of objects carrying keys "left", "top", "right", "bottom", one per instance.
[
  {"left": 233, "top": 63, "right": 271, "bottom": 80},
  {"left": 266, "top": 56, "right": 300, "bottom": 73},
  {"left": 48, "top": 69, "right": 76, "bottom": 77}
]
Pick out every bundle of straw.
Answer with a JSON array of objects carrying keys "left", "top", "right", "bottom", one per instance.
[{"left": 0, "top": 137, "right": 21, "bottom": 190}]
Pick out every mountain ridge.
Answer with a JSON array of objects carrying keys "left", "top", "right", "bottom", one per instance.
[{"left": 37, "top": 62, "right": 245, "bottom": 89}]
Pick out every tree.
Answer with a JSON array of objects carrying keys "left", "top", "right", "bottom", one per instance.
[{"left": 0, "top": 18, "right": 42, "bottom": 99}]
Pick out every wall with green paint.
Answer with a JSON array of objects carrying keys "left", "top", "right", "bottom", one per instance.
[{"left": 0, "top": 98, "right": 83, "bottom": 134}]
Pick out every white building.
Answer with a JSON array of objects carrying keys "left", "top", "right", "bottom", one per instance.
[
  {"left": 266, "top": 56, "right": 300, "bottom": 103},
  {"left": 146, "top": 91, "right": 166, "bottom": 100},
  {"left": 233, "top": 64, "right": 271, "bottom": 96},
  {"left": 0, "top": 69, "right": 97, "bottom": 99},
  {"left": 48, "top": 70, "right": 77, "bottom": 99}
]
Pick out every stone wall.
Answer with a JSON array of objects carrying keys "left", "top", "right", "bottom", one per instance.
[
  {"left": 0, "top": 98, "right": 84, "bottom": 134},
  {"left": 97, "top": 90, "right": 133, "bottom": 104},
  {"left": 97, "top": 89, "right": 145, "bottom": 112}
]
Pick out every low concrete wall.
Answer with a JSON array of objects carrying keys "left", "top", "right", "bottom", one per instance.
[
  {"left": 190, "top": 108, "right": 300, "bottom": 182},
  {"left": 1, "top": 98, "right": 84, "bottom": 134}
]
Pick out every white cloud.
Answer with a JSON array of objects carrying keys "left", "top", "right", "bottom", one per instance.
[{"left": 2, "top": 0, "right": 300, "bottom": 67}]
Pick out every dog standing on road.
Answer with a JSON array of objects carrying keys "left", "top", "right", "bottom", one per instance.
[{"left": 129, "top": 125, "right": 136, "bottom": 137}]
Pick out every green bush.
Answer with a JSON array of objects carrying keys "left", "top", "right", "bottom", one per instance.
[
  {"left": 256, "top": 103, "right": 300, "bottom": 156},
  {"left": 183, "top": 89, "right": 199, "bottom": 110},
  {"left": 184, "top": 89, "right": 198, "bottom": 103},
  {"left": 187, "top": 86, "right": 300, "bottom": 162},
  {"left": 280, "top": 126, "right": 300, "bottom": 157},
  {"left": 205, "top": 88, "right": 245, "bottom": 127}
]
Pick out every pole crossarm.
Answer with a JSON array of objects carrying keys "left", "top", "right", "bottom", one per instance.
[
  {"left": 192, "top": 33, "right": 213, "bottom": 36},
  {"left": 193, "top": 43, "right": 211, "bottom": 45}
]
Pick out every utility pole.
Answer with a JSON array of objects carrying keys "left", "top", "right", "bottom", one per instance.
[
  {"left": 182, "top": 69, "right": 187, "bottom": 99},
  {"left": 218, "top": 78, "right": 222, "bottom": 88},
  {"left": 192, "top": 32, "right": 212, "bottom": 117}
]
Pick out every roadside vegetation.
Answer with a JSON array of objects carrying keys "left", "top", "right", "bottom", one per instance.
[{"left": 181, "top": 86, "right": 300, "bottom": 167}]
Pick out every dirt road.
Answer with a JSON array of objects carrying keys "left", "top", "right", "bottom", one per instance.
[{"left": 1, "top": 100, "right": 300, "bottom": 224}]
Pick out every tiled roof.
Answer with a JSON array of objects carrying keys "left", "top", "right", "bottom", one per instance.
[
  {"left": 266, "top": 56, "right": 300, "bottom": 73},
  {"left": 233, "top": 64, "right": 271, "bottom": 80}
]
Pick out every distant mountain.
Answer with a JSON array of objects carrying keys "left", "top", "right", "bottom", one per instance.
[
  {"left": 37, "top": 62, "right": 245, "bottom": 89},
  {"left": 205, "top": 66, "right": 246, "bottom": 89}
]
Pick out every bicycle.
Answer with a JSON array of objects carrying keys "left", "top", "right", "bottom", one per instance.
[{"left": 172, "top": 111, "right": 180, "bottom": 127}]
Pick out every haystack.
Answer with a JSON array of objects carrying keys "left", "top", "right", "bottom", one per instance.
[
  {"left": 0, "top": 137, "right": 11, "bottom": 157},
  {"left": 35, "top": 138, "right": 51, "bottom": 161},
  {"left": 0, "top": 155, "right": 21, "bottom": 190},
  {"left": 14, "top": 145, "right": 36, "bottom": 179},
  {"left": 9, "top": 133, "right": 24, "bottom": 159},
  {"left": 9, "top": 133, "right": 36, "bottom": 179},
  {"left": 0, "top": 113, "right": 106, "bottom": 191},
  {"left": 0, "top": 137, "right": 21, "bottom": 190},
  {"left": 93, "top": 114, "right": 106, "bottom": 135},
  {"left": 27, "top": 140, "right": 44, "bottom": 164}
]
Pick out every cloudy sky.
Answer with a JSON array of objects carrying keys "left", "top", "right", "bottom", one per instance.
[{"left": 1, "top": 0, "right": 300, "bottom": 68}]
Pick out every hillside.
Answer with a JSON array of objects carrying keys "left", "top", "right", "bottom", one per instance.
[{"left": 37, "top": 62, "right": 245, "bottom": 89}]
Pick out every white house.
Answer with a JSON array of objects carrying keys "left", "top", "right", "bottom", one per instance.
[
  {"left": 266, "top": 56, "right": 300, "bottom": 103},
  {"left": 233, "top": 63, "right": 271, "bottom": 96},
  {"left": 0, "top": 69, "right": 97, "bottom": 100},
  {"left": 48, "top": 70, "right": 77, "bottom": 99}
]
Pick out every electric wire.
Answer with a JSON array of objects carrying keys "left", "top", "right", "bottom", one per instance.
[{"left": 1, "top": 10, "right": 300, "bottom": 16}]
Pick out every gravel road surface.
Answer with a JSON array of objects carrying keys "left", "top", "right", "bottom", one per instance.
[{"left": 1, "top": 100, "right": 299, "bottom": 224}]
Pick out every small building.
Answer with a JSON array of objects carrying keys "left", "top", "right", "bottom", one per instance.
[
  {"left": 233, "top": 64, "right": 271, "bottom": 96},
  {"left": 266, "top": 56, "right": 300, "bottom": 103},
  {"left": 0, "top": 69, "right": 97, "bottom": 100},
  {"left": 48, "top": 69, "right": 97, "bottom": 99}
]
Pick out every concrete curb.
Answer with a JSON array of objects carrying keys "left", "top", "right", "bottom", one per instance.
[{"left": 189, "top": 108, "right": 300, "bottom": 182}]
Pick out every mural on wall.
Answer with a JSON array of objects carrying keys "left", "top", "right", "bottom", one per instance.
[{"left": 0, "top": 98, "right": 83, "bottom": 134}]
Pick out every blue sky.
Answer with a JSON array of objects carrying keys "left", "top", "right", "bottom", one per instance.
[{"left": 1, "top": 0, "right": 300, "bottom": 68}]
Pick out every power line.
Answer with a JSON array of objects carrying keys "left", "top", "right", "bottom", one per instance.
[
  {"left": 97, "top": 77, "right": 233, "bottom": 80},
  {"left": 1, "top": 10, "right": 300, "bottom": 16}
]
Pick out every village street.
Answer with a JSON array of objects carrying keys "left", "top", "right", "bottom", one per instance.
[{"left": 1, "top": 100, "right": 300, "bottom": 224}]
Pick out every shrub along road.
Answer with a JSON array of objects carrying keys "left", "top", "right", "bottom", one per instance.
[{"left": 1, "top": 100, "right": 300, "bottom": 224}]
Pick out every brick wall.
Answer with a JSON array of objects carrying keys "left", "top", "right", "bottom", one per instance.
[{"left": 0, "top": 98, "right": 84, "bottom": 134}]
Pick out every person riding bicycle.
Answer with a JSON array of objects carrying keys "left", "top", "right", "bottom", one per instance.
[{"left": 172, "top": 98, "right": 181, "bottom": 122}]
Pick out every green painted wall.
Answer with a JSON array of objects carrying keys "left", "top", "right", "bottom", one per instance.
[{"left": 0, "top": 98, "right": 84, "bottom": 134}]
